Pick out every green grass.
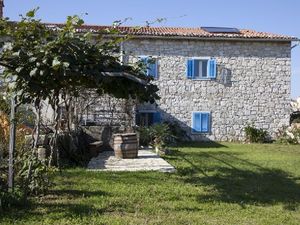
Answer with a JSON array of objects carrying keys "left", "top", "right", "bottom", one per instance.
[{"left": 1, "top": 142, "right": 300, "bottom": 225}]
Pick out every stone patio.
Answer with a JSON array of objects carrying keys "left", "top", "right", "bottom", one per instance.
[{"left": 87, "top": 149, "right": 176, "bottom": 173}]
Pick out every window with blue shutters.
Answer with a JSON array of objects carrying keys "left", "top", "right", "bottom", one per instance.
[
  {"left": 186, "top": 58, "right": 217, "bottom": 80},
  {"left": 139, "top": 56, "right": 158, "bottom": 79},
  {"left": 192, "top": 112, "right": 211, "bottom": 133}
]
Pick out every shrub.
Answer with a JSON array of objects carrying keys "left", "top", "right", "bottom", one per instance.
[
  {"left": 0, "top": 112, "right": 9, "bottom": 161},
  {"left": 0, "top": 95, "right": 10, "bottom": 115},
  {"left": 244, "top": 124, "right": 268, "bottom": 143},
  {"left": 0, "top": 188, "right": 26, "bottom": 211},
  {"left": 137, "top": 126, "right": 152, "bottom": 146},
  {"left": 16, "top": 147, "right": 52, "bottom": 196},
  {"left": 149, "top": 123, "right": 173, "bottom": 150},
  {"left": 276, "top": 126, "right": 300, "bottom": 144},
  {"left": 0, "top": 126, "right": 52, "bottom": 211},
  {"left": 137, "top": 121, "right": 188, "bottom": 147},
  {"left": 291, "top": 118, "right": 300, "bottom": 124}
]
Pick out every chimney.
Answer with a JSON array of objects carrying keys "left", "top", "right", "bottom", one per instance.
[{"left": 0, "top": 0, "right": 4, "bottom": 18}]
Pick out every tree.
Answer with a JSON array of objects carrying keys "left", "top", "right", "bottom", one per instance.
[{"left": 0, "top": 9, "right": 159, "bottom": 190}]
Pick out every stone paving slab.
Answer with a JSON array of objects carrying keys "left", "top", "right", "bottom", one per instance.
[{"left": 87, "top": 149, "right": 176, "bottom": 173}]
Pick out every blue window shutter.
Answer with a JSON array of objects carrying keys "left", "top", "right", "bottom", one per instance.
[
  {"left": 192, "top": 112, "right": 202, "bottom": 132},
  {"left": 153, "top": 112, "right": 161, "bottom": 124},
  {"left": 208, "top": 59, "right": 217, "bottom": 78},
  {"left": 194, "top": 59, "right": 200, "bottom": 78},
  {"left": 140, "top": 56, "right": 148, "bottom": 75},
  {"left": 193, "top": 112, "right": 210, "bottom": 133},
  {"left": 201, "top": 113, "right": 210, "bottom": 132},
  {"left": 148, "top": 59, "right": 158, "bottom": 78},
  {"left": 187, "top": 59, "right": 193, "bottom": 79}
]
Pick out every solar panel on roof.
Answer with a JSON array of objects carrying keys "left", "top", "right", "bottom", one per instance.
[{"left": 201, "top": 27, "right": 240, "bottom": 34}]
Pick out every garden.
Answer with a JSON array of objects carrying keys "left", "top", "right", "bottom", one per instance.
[
  {"left": 1, "top": 9, "right": 300, "bottom": 225},
  {"left": 1, "top": 143, "right": 300, "bottom": 225}
]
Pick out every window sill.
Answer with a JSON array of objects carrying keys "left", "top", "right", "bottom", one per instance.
[
  {"left": 191, "top": 78, "right": 215, "bottom": 81},
  {"left": 191, "top": 131, "right": 211, "bottom": 134}
]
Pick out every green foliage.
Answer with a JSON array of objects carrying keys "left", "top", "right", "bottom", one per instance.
[
  {"left": 149, "top": 123, "right": 173, "bottom": 149},
  {"left": 276, "top": 126, "right": 300, "bottom": 144},
  {"left": 0, "top": 11, "right": 159, "bottom": 106},
  {"left": 0, "top": 9, "right": 160, "bottom": 204},
  {"left": 137, "top": 126, "right": 152, "bottom": 146},
  {"left": 16, "top": 148, "right": 52, "bottom": 196},
  {"left": 15, "top": 106, "right": 35, "bottom": 127},
  {"left": 244, "top": 124, "right": 268, "bottom": 143},
  {"left": 0, "top": 95, "right": 9, "bottom": 114},
  {"left": 292, "top": 118, "right": 300, "bottom": 124},
  {"left": 0, "top": 131, "right": 51, "bottom": 210},
  {"left": 0, "top": 188, "right": 25, "bottom": 211},
  {"left": 138, "top": 122, "right": 187, "bottom": 148},
  {"left": 138, "top": 124, "right": 172, "bottom": 148},
  {"left": 26, "top": 8, "right": 39, "bottom": 18}
]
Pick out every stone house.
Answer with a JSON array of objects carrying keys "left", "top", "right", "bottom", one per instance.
[{"left": 48, "top": 24, "right": 299, "bottom": 141}]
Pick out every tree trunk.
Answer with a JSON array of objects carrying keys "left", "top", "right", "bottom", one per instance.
[
  {"left": 32, "top": 101, "right": 41, "bottom": 149},
  {"left": 48, "top": 98, "right": 60, "bottom": 167}
]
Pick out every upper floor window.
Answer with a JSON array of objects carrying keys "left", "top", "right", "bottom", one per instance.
[
  {"left": 187, "top": 58, "right": 217, "bottom": 80},
  {"left": 139, "top": 56, "right": 158, "bottom": 79}
]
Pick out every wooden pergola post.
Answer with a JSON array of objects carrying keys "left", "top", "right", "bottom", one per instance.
[{"left": 8, "top": 95, "right": 16, "bottom": 190}]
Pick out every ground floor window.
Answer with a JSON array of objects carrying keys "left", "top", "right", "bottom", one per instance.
[
  {"left": 192, "top": 111, "right": 211, "bottom": 133},
  {"left": 136, "top": 111, "right": 161, "bottom": 127}
]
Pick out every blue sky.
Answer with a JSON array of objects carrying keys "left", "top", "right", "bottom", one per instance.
[{"left": 5, "top": 0, "right": 300, "bottom": 98}]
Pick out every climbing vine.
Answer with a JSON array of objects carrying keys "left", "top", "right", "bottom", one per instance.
[{"left": 0, "top": 8, "right": 159, "bottom": 201}]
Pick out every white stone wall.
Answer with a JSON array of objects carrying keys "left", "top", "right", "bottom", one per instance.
[{"left": 124, "top": 39, "right": 291, "bottom": 141}]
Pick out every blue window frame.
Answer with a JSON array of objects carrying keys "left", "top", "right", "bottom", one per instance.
[
  {"left": 187, "top": 58, "right": 217, "bottom": 80},
  {"left": 140, "top": 56, "right": 158, "bottom": 79},
  {"left": 136, "top": 111, "right": 161, "bottom": 127},
  {"left": 192, "top": 112, "right": 211, "bottom": 133}
]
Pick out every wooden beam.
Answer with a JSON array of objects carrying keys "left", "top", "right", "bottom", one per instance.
[{"left": 101, "top": 72, "right": 147, "bottom": 85}]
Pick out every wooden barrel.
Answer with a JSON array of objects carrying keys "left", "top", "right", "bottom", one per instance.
[{"left": 113, "top": 133, "right": 138, "bottom": 159}]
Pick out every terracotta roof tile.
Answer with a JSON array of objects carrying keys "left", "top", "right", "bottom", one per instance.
[{"left": 45, "top": 23, "right": 297, "bottom": 41}]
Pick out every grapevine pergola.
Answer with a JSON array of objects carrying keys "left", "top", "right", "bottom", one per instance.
[{"left": 0, "top": 9, "right": 159, "bottom": 189}]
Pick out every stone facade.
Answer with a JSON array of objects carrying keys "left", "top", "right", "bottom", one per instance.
[{"left": 123, "top": 38, "right": 291, "bottom": 141}]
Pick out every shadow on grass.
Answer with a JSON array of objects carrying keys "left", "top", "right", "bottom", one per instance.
[
  {"left": 176, "top": 150, "right": 300, "bottom": 210},
  {"left": 175, "top": 141, "right": 228, "bottom": 149},
  {"left": 36, "top": 202, "right": 106, "bottom": 217},
  {"left": 197, "top": 167, "right": 300, "bottom": 210},
  {"left": 0, "top": 188, "right": 109, "bottom": 221},
  {"left": 47, "top": 189, "right": 108, "bottom": 198}
]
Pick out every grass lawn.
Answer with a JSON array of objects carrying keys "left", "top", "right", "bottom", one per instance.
[{"left": 1, "top": 142, "right": 300, "bottom": 225}]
